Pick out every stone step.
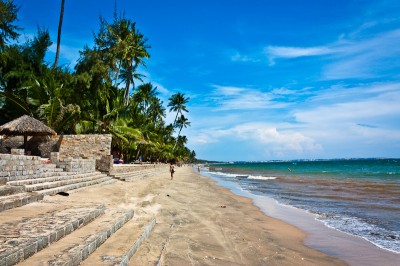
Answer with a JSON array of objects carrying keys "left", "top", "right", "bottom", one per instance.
[
  {"left": 1, "top": 166, "right": 70, "bottom": 182},
  {"left": 18, "top": 209, "right": 134, "bottom": 266},
  {"left": 7, "top": 172, "right": 101, "bottom": 186},
  {"left": 82, "top": 217, "right": 156, "bottom": 265},
  {"left": 0, "top": 206, "right": 105, "bottom": 265},
  {"left": 24, "top": 173, "right": 107, "bottom": 192},
  {"left": 129, "top": 220, "right": 171, "bottom": 265},
  {"left": 112, "top": 169, "right": 160, "bottom": 178},
  {"left": 6, "top": 172, "right": 82, "bottom": 186},
  {"left": 0, "top": 185, "right": 24, "bottom": 196},
  {"left": 111, "top": 170, "right": 152, "bottom": 177},
  {"left": 0, "top": 192, "right": 43, "bottom": 212},
  {"left": 36, "top": 175, "right": 114, "bottom": 196},
  {"left": 69, "top": 178, "right": 118, "bottom": 194}
]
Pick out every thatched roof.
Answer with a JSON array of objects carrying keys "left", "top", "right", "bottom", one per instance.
[{"left": 0, "top": 115, "right": 56, "bottom": 136}]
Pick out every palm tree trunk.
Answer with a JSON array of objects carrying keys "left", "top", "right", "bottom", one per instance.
[
  {"left": 173, "top": 126, "right": 183, "bottom": 150},
  {"left": 173, "top": 110, "right": 180, "bottom": 125},
  {"left": 114, "top": 60, "right": 122, "bottom": 87},
  {"left": 124, "top": 59, "right": 133, "bottom": 105},
  {"left": 53, "top": 0, "right": 65, "bottom": 69}
]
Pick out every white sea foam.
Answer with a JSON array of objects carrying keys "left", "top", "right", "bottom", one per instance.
[
  {"left": 317, "top": 215, "right": 400, "bottom": 254},
  {"left": 208, "top": 171, "right": 276, "bottom": 181},
  {"left": 247, "top": 175, "right": 277, "bottom": 180}
]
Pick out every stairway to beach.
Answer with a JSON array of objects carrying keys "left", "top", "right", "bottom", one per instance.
[
  {"left": 0, "top": 197, "right": 157, "bottom": 266},
  {"left": 110, "top": 164, "right": 169, "bottom": 182},
  {"left": 0, "top": 152, "right": 169, "bottom": 265},
  {"left": 0, "top": 153, "right": 115, "bottom": 211}
]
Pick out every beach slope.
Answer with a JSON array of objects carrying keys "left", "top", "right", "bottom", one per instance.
[
  {"left": 128, "top": 166, "right": 345, "bottom": 265},
  {"left": 26, "top": 166, "right": 346, "bottom": 265}
]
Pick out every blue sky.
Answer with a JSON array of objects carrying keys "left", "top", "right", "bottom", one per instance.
[{"left": 14, "top": 0, "right": 400, "bottom": 161}]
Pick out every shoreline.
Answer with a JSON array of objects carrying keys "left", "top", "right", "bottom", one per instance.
[
  {"left": 129, "top": 166, "right": 346, "bottom": 265},
  {"left": 202, "top": 168, "right": 400, "bottom": 265},
  {"left": 39, "top": 165, "right": 346, "bottom": 265}
]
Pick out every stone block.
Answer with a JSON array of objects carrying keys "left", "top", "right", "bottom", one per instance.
[
  {"left": 23, "top": 242, "right": 37, "bottom": 259},
  {"left": 5, "top": 252, "right": 19, "bottom": 266}
]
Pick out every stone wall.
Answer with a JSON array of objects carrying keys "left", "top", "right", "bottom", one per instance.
[
  {"left": 57, "top": 158, "right": 96, "bottom": 173},
  {"left": 58, "top": 134, "right": 112, "bottom": 160}
]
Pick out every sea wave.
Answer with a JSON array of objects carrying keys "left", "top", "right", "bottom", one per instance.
[
  {"left": 247, "top": 175, "right": 277, "bottom": 180},
  {"left": 317, "top": 214, "right": 400, "bottom": 254},
  {"left": 208, "top": 171, "right": 276, "bottom": 181}
]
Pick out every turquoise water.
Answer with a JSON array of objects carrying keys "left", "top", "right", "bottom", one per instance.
[{"left": 205, "top": 159, "right": 400, "bottom": 254}]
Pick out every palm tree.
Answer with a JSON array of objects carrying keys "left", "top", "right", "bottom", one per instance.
[
  {"left": 173, "top": 114, "right": 190, "bottom": 150},
  {"left": 147, "top": 96, "right": 165, "bottom": 126},
  {"left": 168, "top": 92, "right": 189, "bottom": 125},
  {"left": 53, "top": 0, "right": 65, "bottom": 68},
  {"left": 133, "top": 82, "right": 158, "bottom": 116},
  {"left": 106, "top": 15, "right": 150, "bottom": 105}
]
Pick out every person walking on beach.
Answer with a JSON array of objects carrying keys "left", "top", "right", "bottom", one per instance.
[
  {"left": 197, "top": 165, "right": 201, "bottom": 173},
  {"left": 170, "top": 164, "right": 175, "bottom": 180}
]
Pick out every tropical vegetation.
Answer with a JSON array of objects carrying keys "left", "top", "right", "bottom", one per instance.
[{"left": 0, "top": 0, "right": 196, "bottom": 163}]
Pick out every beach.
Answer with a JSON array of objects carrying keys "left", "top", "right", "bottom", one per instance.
[{"left": 38, "top": 165, "right": 345, "bottom": 265}]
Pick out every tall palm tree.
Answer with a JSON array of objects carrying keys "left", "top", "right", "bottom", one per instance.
[
  {"left": 173, "top": 114, "right": 190, "bottom": 150},
  {"left": 53, "top": 0, "right": 65, "bottom": 68},
  {"left": 168, "top": 92, "right": 189, "bottom": 125},
  {"left": 133, "top": 82, "right": 158, "bottom": 117},
  {"left": 107, "top": 16, "right": 150, "bottom": 105},
  {"left": 148, "top": 97, "right": 166, "bottom": 125}
]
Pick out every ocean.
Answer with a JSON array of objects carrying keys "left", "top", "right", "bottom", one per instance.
[{"left": 202, "top": 159, "right": 400, "bottom": 255}]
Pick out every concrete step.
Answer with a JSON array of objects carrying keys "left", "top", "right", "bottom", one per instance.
[
  {"left": 6, "top": 172, "right": 81, "bottom": 186},
  {"left": 69, "top": 178, "right": 118, "bottom": 194},
  {"left": 129, "top": 220, "right": 172, "bottom": 265},
  {"left": 18, "top": 209, "right": 134, "bottom": 266},
  {"left": 111, "top": 170, "right": 148, "bottom": 177},
  {"left": 82, "top": 217, "right": 156, "bottom": 265},
  {"left": 0, "top": 192, "right": 43, "bottom": 212},
  {"left": 112, "top": 169, "right": 160, "bottom": 179},
  {"left": 0, "top": 185, "right": 24, "bottom": 196},
  {"left": 2, "top": 168, "right": 74, "bottom": 182},
  {"left": 36, "top": 175, "right": 114, "bottom": 196},
  {"left": 0, "top": 206, "right": 105, "bottom": 265},
  {"left": 23, "top": 173, "right": 108, "bottom": 192}
]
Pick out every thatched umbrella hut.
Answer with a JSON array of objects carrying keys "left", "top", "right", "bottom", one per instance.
[{"left": 0, "top": 115, "right": 57, "bottom": 151}]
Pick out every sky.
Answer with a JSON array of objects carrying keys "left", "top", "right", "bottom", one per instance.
[{"left": 13, "top": 0, "right": 400, "bottom": 161}]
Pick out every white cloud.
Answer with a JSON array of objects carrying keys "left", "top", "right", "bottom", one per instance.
[
  {"left": 189, "top": 123, "right": 322, "bottom": 158},
  {"left": 230, "top": 51, "right": 260, "bottom": 63},
  {"left": 292, "top": 82, "right": 400, "bottom": 152},
  {"left": 265, "top": 29, "right": 400, "bottom": 79},
  {"left": 266, "top": 46, "right": 333, "bottom": 58},
  {"left": 188, "top": 82, "right": 400, "bottom": 160},
  {"left": 210, "top": 85, "right": 288, "bottom": 110}
]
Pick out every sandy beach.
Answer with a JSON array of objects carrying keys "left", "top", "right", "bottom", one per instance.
[{"left": 35, "top": 165, "right": 345, "bottom": 265}]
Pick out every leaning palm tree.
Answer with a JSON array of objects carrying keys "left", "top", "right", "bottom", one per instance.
[
  {"left": 53, "top": 0, "right": 65, "bottom": 68},
  {"left": 168, "top": 92, "right": 189, "bottom": 125},
  {"left": 173, "top": 114, "right": 190, "bottom": 150}
]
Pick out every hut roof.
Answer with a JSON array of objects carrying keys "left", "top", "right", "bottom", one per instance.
[{"left": 0, "top": 115, "right": 56, "bottom": 136}]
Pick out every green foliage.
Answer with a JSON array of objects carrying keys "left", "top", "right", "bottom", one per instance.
[
  {"left": 0, "top": 0, "right": 20, "bottom": 50},
  {"left": 0, "top": 4, "right": 196, "bottom": 163}
]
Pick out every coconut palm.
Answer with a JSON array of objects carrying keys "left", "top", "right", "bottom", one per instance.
[
  {"left": 133, "top": 82, "right": 158, "bottom": 117},
  {"left": 105, "top": 15, "right": 150, "bottom": 105},
  {"left": 168, "top": 92, "right": 189, "bottom": 125},
  {"left": 173, "top": 114, "right": 190, "bottom": 150}
]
